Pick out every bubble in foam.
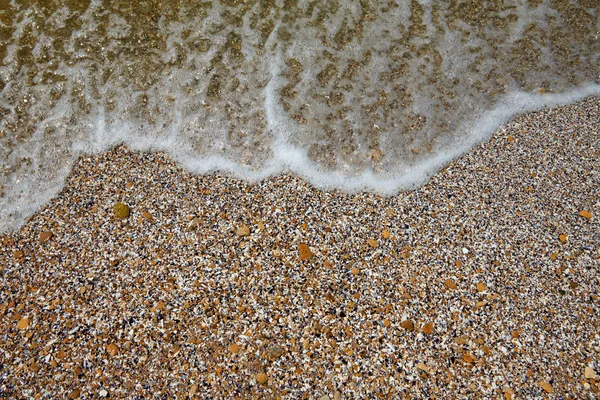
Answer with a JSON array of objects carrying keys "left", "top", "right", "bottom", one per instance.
[{"left": 0, "top": 0, "right": 599, "bottom": 232}]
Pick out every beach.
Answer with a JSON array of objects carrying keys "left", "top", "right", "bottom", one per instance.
[{"left": 0, "top": 97, "right": 599, "bottom": 398}]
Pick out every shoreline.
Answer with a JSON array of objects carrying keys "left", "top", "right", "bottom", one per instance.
[{"left": 0, "top": 98, "right": 599, "bottom": 398}]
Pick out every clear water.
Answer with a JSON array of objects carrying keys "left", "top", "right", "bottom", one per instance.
[{"left": 1, "top": 0, "right": 599, "bottom": 232}]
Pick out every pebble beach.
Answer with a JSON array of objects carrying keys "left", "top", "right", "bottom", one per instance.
[{"left": 0, "top": 97, "right": 599, "bottom": 398}]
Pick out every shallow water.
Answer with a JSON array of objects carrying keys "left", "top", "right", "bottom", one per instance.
[{"left": 0, "top": 0, "right": 599, "bottom": 232}]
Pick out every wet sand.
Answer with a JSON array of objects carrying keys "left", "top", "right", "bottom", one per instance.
[{"left": 0, "top": 97, "right": 599, "bottom": 399}]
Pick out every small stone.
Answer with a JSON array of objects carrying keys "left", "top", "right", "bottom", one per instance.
[
  {"left": 298, "top": 243, "right": 312, "bottom": 261},
  {"left": 228, "top": 343, "right": 240, "bottom": 354},
  {"left": 367, "top": 239, "right": 378, "bottom": 248},
  {"left": 503, "top": 386, "right": 515, "bottom": 400},
  {"left": 39, "top": 231, "right": 53, "bottom": 244},
  {"left": 383, "top": 319, "right": 391, "bottom": 327},
  {"left": 114, "top": 203, "right": 130, "bottom": 219},
  {"left": 539, "top": 381, "right": 552, "bottom": 393},
  {"left": 17, "top": 317, "right": 29, "bottom": 330},
  {"left": 142, "top": 211, "right": 153, "bottom": 220},
  {"left": 106, "top": 343, "right": 119, "bottom": 357},
  {"left": 351, "top": 267, "right": 360, "bottom": 275},
  {"left": 462, "top": 353, "right": 476, "bottom": 363},
  {"left": 98, "top": 389, "right": 108, "bottom": 398},
  {"left": 155, "top": 300, "right": 166, "bottom": 311},
  {"left": 188, "top": 384, "right": 198, "bottom": 397},
  {"left": 579, "top": 210, "right": 592, "bottom": 219},
  {"left": 236, "top": 225, "right": 250, "bottom": 236},
  {"left": 445, "top": 279, "right": 457, "bottom": 290},
  {"left": 507, "top": 135, "right": 515, "bottom": 142},
  {"left": 585, "top": 366, "right": 597, "bottom": 379},
  {"left": 13, "top": 250, "right": 24, "bottom": 259},
  {"left": 28, "top": 362, "right": 40, "bottom": 373},
  {"left": 400, "top": 320, "right": 414, "bottom": 331},
  {"left": 318, "top": 396, "right": 331, "bottom": 400},
  {"left": 266, "top": 345, "right": 284, "bottom": 360},
  {"left": 476, "top": 282, "right": 486, "bottom": 292},
  {"left": 256, "top": 372, "right": 268, "bottom": 384},
  {"left": 422, "top": 323, "right": 434, "bottom": 335},
  {"left": 416, "top": 362, "right": 430, "bottom": 372},
  {"left": 559, "top": 234, "right": 567, "bottom": 243},
  {"left": 69, "top": 389, "right": 80, "bottom": 399},
  {"left": 381, "top": 229, "right": 391, "bottom": 239}
]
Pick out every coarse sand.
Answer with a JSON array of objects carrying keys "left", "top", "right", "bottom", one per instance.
[{"left": 0, "top": 97, "right": 599, "bottom": 399}]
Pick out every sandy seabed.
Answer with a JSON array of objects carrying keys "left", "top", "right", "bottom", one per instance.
[{"left": 0, "top": 97, "right": 599, "bottom": 399}]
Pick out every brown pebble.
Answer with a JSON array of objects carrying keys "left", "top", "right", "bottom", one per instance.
[
  {"left": 539, "top": 381, "right": 552, "bottom": 394},
  {"left": 381, "top": 229, "right": 391, "bottom": 239},
  {"left": 236, "top": 225, "right": 250, "bottom": 236},
  {"left": 558, "top": 234, "right": 567, "bottom": 243},
  {"left": 256, "top": 372, "right": 268, "bottom": 384},
  {"left": 13, "top": 250, "right": 24, "bottom": 259},
  {"left": 383, "top": 319, "right": 391, "bottom": 327},
  {"left": 228, "top": 343, "right": 240, "bottom": 354},
  {"left": 142, "top": 211, "right": 153, "bottom": 220},
  {"left": 462, "top": 354, "right": 476, "bottom": 363},
  {"left": 400, "top": 320, "right": 414, "bottom": 331},
  {"left": 39, "top": 231, "right": 53, "bottom": 244},
  {"left": 579, "top": 210, "right": 592, "bottom": 219},
  {"left": 422, "top": 323, "right": 434, "bottom": 335},
  {"left": 29, "top": 362, "right": 40, "bottom": 373},
  {"left": 106, "top": 343, "right": 119, "bottom": 357},
  {"left": 584, "top": 366, "right": 597, "bottom": 379},
  {"left": 477, "top": 282, "right": 486, "bottom": 292},
  {"left": 351, "top": 267, "right": 360, "bottom": 275},
  {"left": 444, "top": 279, "right": 457, "bottom": 290},
  {"left": 17, "top": 317, "right": 29, "bottom": 330},
  {"left": 367, "top": 239, "right": 378, "bottom": 248},
  {"left": 298, "top": 243, "right": 312, "bottom": 261}
]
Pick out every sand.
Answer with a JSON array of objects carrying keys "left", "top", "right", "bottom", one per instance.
[{"left": 0, "top": 97, "right": 599, "bottom": 399}]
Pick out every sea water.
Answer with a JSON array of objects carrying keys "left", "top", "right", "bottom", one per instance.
[{"left": 0, "top": 0, "right": 599, "bottom": 232}]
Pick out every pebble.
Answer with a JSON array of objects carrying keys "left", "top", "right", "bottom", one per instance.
[
  {"left": 444, "top": 279, "right": 457, "bottom": 290},
  {"left": 539, "top": 381, "right": 552, "bottom": 393},
  {"left": 298, "top": 243, "right": 312, "bottom": 261},
  {"left": 106, "top": 343, "right": 119, "bottom": 357},
  {"left": 114, "top": 202, "right": 130, "bottom": 219},
  {"left": 98, "top": 389, "right": 108, "bottom": 398},
  {"left": 558, "top": 234, "right": 567, "bottom": 243},
  {"left": 228, "top": 343, "right": 240, "bottom": 354},
  {"left": 39, "top": 230, "right": 53, "bottom": 243},
  {"left": 17, "top": 317, "right": 29, "bottom": 330},
  {"left": 422, "top": 323, "right": 434, "bottom": 335},
  {"left": 578, "top": 210, "right": 592, "bottom": 219},
  {"left": 351, "top": 267, "right": 360, "bottom": 275},
  {"left": 236, "top": 225, "right": 250, "bottom": 236},
  {"left": 401, "top": 320, "right": 414, "bottom": 331},
  {"left": 585, "top": 366, "right": 597, "bottom": 379},
  {"left": 256, "top": 373, "right": 268, "bottom": 384}
]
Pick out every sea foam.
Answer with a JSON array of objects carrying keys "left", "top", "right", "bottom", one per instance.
[{"left": 0, "top": 0, "right": 599, "bottom": 232}]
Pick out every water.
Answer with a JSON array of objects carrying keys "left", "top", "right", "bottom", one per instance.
[{"left": 0, "top": 0, "right": 599, "bottom": 232}]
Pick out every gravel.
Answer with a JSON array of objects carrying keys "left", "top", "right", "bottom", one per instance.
[{"left": 0, "top": 97, "right": 599, "bottom": 399}]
